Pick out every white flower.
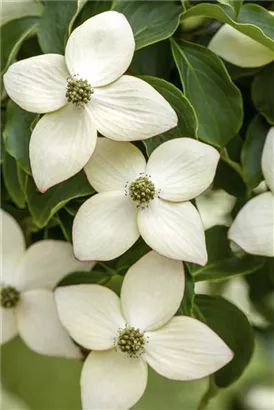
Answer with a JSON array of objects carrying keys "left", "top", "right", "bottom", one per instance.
[
  {"left": 55, "top": 251, "right": 233, "bottom": 410},
  {"left": 72, "top": 137, "right": 220, "bottom": 264},
  {"left": 208, "top": 12, "right": 274, "bottom": 68},
  {"left": 228, "top": 127, "right": 274, "bottom": 257},
  {"left": 3, "top": 11, "right": 177, "bottom": 193},
  {"left": 0, "top": 209, "right": 94, "bottom": 357}
]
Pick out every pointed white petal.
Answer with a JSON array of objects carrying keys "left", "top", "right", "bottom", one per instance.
[
  {"left": 84, "top": 138, "right": 146, "bottom": 192},
  {"left": 262, "top": 127, "right": 274, "bottom": 193},
  {"left": 138, "top": 198, "right": 207, "bottom": 264},
  {"left": 65, "top": 11, "right": 134, "bottom": 87},
  {"left": 29, "top": 103, "right": 97, "bottom": 192},
  {"left": 1, "top": 209, "right": 25, "bottom": 287},
  {"left": 121, "top": 251, "right": 184, "bottom": 331},
  {"left": 143, "top": 316, "right": 233, "bottom": 380},
  {"left": 0, "top": 307, "right": 18, "bottom": 345},
  {"left": 73, "top": 192, "right": 139, "bottom": 261},
  {"left": 208, "top": 25, "right": 274, "bottom": 68},
  {"left": 146, "top": 138, "right": 220, "bottom": 201},
  {"left": 3, "top": 55, "right": 68, "bottom": 113},
  {"left": 228, "top": 192, "right": 274, "bottom": 257},
  {"left": 81, "top": 350, "right": 148, "bottom": 410},
  {"left": 55, "top": 285, "right": 125, "bottom": 350},
  {"left": 15, "top": 240, "right": 94, "bottom": 292},
  {"left": 17, "top": 290, "right": 81, "bottom": 358},
  {"left": 89, "top": 75, "right": 177, "bottom": 141}
]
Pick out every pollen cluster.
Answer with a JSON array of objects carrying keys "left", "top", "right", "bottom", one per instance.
[
  {"left": 1, "top": 286, "right": 20, "bottom": 308},
  {"left": 129, "top": 176, "right": 155, "bottom": 206},
  {"left": 66, "top": 77, "right": 93, "bottom": 108},
  {"left": 117, "top": 327, "right": 145, "bottom": 357}
]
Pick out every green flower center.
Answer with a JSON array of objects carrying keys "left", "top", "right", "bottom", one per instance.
[
  {"left": 117, "top": 327, "right": 145, "bottom": 357},
  {"left": 129, "top": 176, "right": 155, "bottom": 206},
  {"left": 1, "top": 286, "right": 20, "bottom": 308},
  {"left": 66, "top": 77, "right": 93, "bottom": 108}
]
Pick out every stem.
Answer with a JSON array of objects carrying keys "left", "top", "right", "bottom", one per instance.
[
  {"left": 220, "top": 148, "right": 244, "bottom": 179},
  {"left": 197, "top": 376, "right": 219, "bottom": 410},
  {"left": 96, "top": 262, "right": 116, "bottom": 276}
]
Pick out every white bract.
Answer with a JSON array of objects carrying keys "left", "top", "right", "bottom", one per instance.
[
  {"left": 55, "top": 251, "right": 233, "bottom": 410},
  {"left": 229, "top": 127, "right": 274, "bottom": 257},
  {"left": 72, "top": 137, "right": 220, "bottom": 264},
  {"left": 0, "top": 209, "right": 94, "bottom": 357},
  {"left": 208, "top": 11, "right": 274, "bottom": 68},
  {"left": 3, "top": 11, "right": 177, "bottom": 193}
]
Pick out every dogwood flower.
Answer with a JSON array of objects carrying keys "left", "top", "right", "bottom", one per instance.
[
  {"left": 55, "top": 251, "right": 233, "bottom": 410},
  {"left": 0, "top": 209, "right": 94, "bottom": 357},
  {"left": 228, "top": 127, "right": 274, "bottom": 256},
  {"left": 208, "top": 12, "right": 274, "bottom": 68},
  {"left": 3, "top": 11, "right": 177, "bottom": 193},
  {"left": 72, "top": 137, "right": 220, "bottom": 264}
]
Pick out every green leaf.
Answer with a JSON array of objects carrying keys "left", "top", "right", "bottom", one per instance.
[
  {"left": 183, "top": 3, "right": 274, "bottom": 51},
  {"left": 74, "top": 0, "right": 112, "bottom": 27},
  {"left": 252, "top": 62, "right": 274, "bottom": 125},
  {"left": 38, "top": 0, "right": 86, "bottom": 54},
  {"left": 113, "top": 1, "right": 182, "bottom": 50},
  {"left": 3, "top": 101, "right": 37, "bottom": 174},
  {"left": 1, "top": 17, "right": 39, "bottom": 74},
  {"left": 2, "top": 151, "right": 26, "bottom": 209},
  {"left": 55, "top": 209, "right": 74, "bottom": 242},
  {"left": 176, "top": 270, "right": 195, "bottom": 317},
  {"left": 188, "top": 226, "right": 264, "bottom": 282},
  {"left": 195, "top": 295, "right": 254, "bottom": 387},
  {"left": 58, "top": 269, "right": 109, "bottom": 287},
  {"left": 26, "top": 171, "right": 93, "bottom": 228},
  {"left": 141, "top": 76, "right": 198, "bottom": 155},
  {"left": 213, "top": 160, "right": 246, "bottom": 197},
  {"left": 241, "top": 115, "right": 269, "bottom": 190},
  {"left": 216, "top": 0, "right": 243, "bottom": 15},
  {"left": 171, "top": 39, "right": 243, "bottom": 147}
]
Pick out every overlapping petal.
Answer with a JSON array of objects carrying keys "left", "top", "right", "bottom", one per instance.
[
  {"left": 146, "top": 138, "right": 220, "bottom": 201},
  {"left": 81, "top": 349, "right": 148, "bottom": 410},
  {"left": 1, "top": 209, "right": 25, "bottom": 287},
  {"left": 84, "top": 138, "right": 146, "bottom": 192},
  {"left": 0, "top": 307, "right": 18, "bottom": 345},
  {"left": 3, "top": 54, "right": 69, "bottom": 113},
  {"left": 15, "top": 241, "right": 94, "bottom": 292},
  {"left": 262, "top": 127, "right": 274, "bottom": 193},
  {"left": 29, "top": 103, "right": 97, "bottom": 192},
  {"left": 65, "top": 11, "right": 135, "bottom": 87},
  {"left": 121, "top": 251, "right": 184, "bottom": 331},
  {"left": 17, "top": 290, "right": 81, "bottom": 358},
  {"left": 143, "top": 316, "right": 233, "bottom": 380},
  {"left": 228, "top": 192, "right": 274, "bottom": 257},
  {"left": 89, "top": 75, "right": 177, "bottom": 141},
  {"left": 138, "top": 198, "right": 207, "bottom": 264},
  {"left": 208, "top": 24, "right": 274, "bottom": 68},
  {"left": 55, "top": 285, "right": 125, "bottom": 350},
  {"left": 73, "top": 192, "right": 139, "bottom": 261}
]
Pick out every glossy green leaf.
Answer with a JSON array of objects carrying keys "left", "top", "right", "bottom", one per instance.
[
  {"left": 113, "top": 1, "right": 182, "bottom": 50},
  {"left": 183, "top": 3, "right": 274, "bottom": 51},
  {"left": 58, "top": 269, "right": 109, "bottom": 287},
  {"left": 195, "top": 295, "right": 254, "bottom": 387},
  {"left": 2, "top": 151, "right": 26, "bottom": 209},
  {"left": 1, "top": 17, "right": 38, "bottom": 74},
  {"left": 26, "top": 171, "right": 93, "bottom": 228},
  {"left": 38, "top": 0, "right": 86, "bottom": 54},
  {"left": 74, "top": 0, "right": 112, "bottom": 27},
  {"left": 171, "top": 39, "right": 243, "bottom": 147},
  {"left": 141, "top": 76, "right": 198, "bottom": 155},
  {"left": 176, "top": 270, "right": 195, "bottom": 317},
  {"left": 216, "top": 0, "right": 243, "bottom": 15},
  {"left": 252, "top": 62, "right": 274, "bottom": 125},
  {"left": 3, "top": 101, "right": 37, "bottom": 174},
  {"left": 188, "top": 226, "right": 264, "bottom": 282},
  {"left": 241, "top": 115, "right": 269, "bottom": 190}
]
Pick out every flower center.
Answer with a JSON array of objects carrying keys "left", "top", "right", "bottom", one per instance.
[
  {"left": 1, "top": 286, "right": 20, "bottom": 308},
  {"left": 117, "top": 327, "right": 145, "bottom": 357},
  {"left": 129, "top": 176, "right": 155, "bottom": 206},
  {"left": 66, "top": 77, "right": 93, "bottom": 108}
]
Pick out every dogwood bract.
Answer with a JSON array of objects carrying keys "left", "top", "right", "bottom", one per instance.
[
  {"left": 229, "top": 127, "right": 274, "bottom": 256},
  {"left": 3, "top": 11, "right": 177, "bottom": 193},
  {"left": 72, "top": 137, "right": 220, "bottom": 264},
  {"left": 55, "top": 251, "right": 233, "bottom": 410},
  {"left": 0, "top": 209, "right": 94, "bottom": 357}
]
